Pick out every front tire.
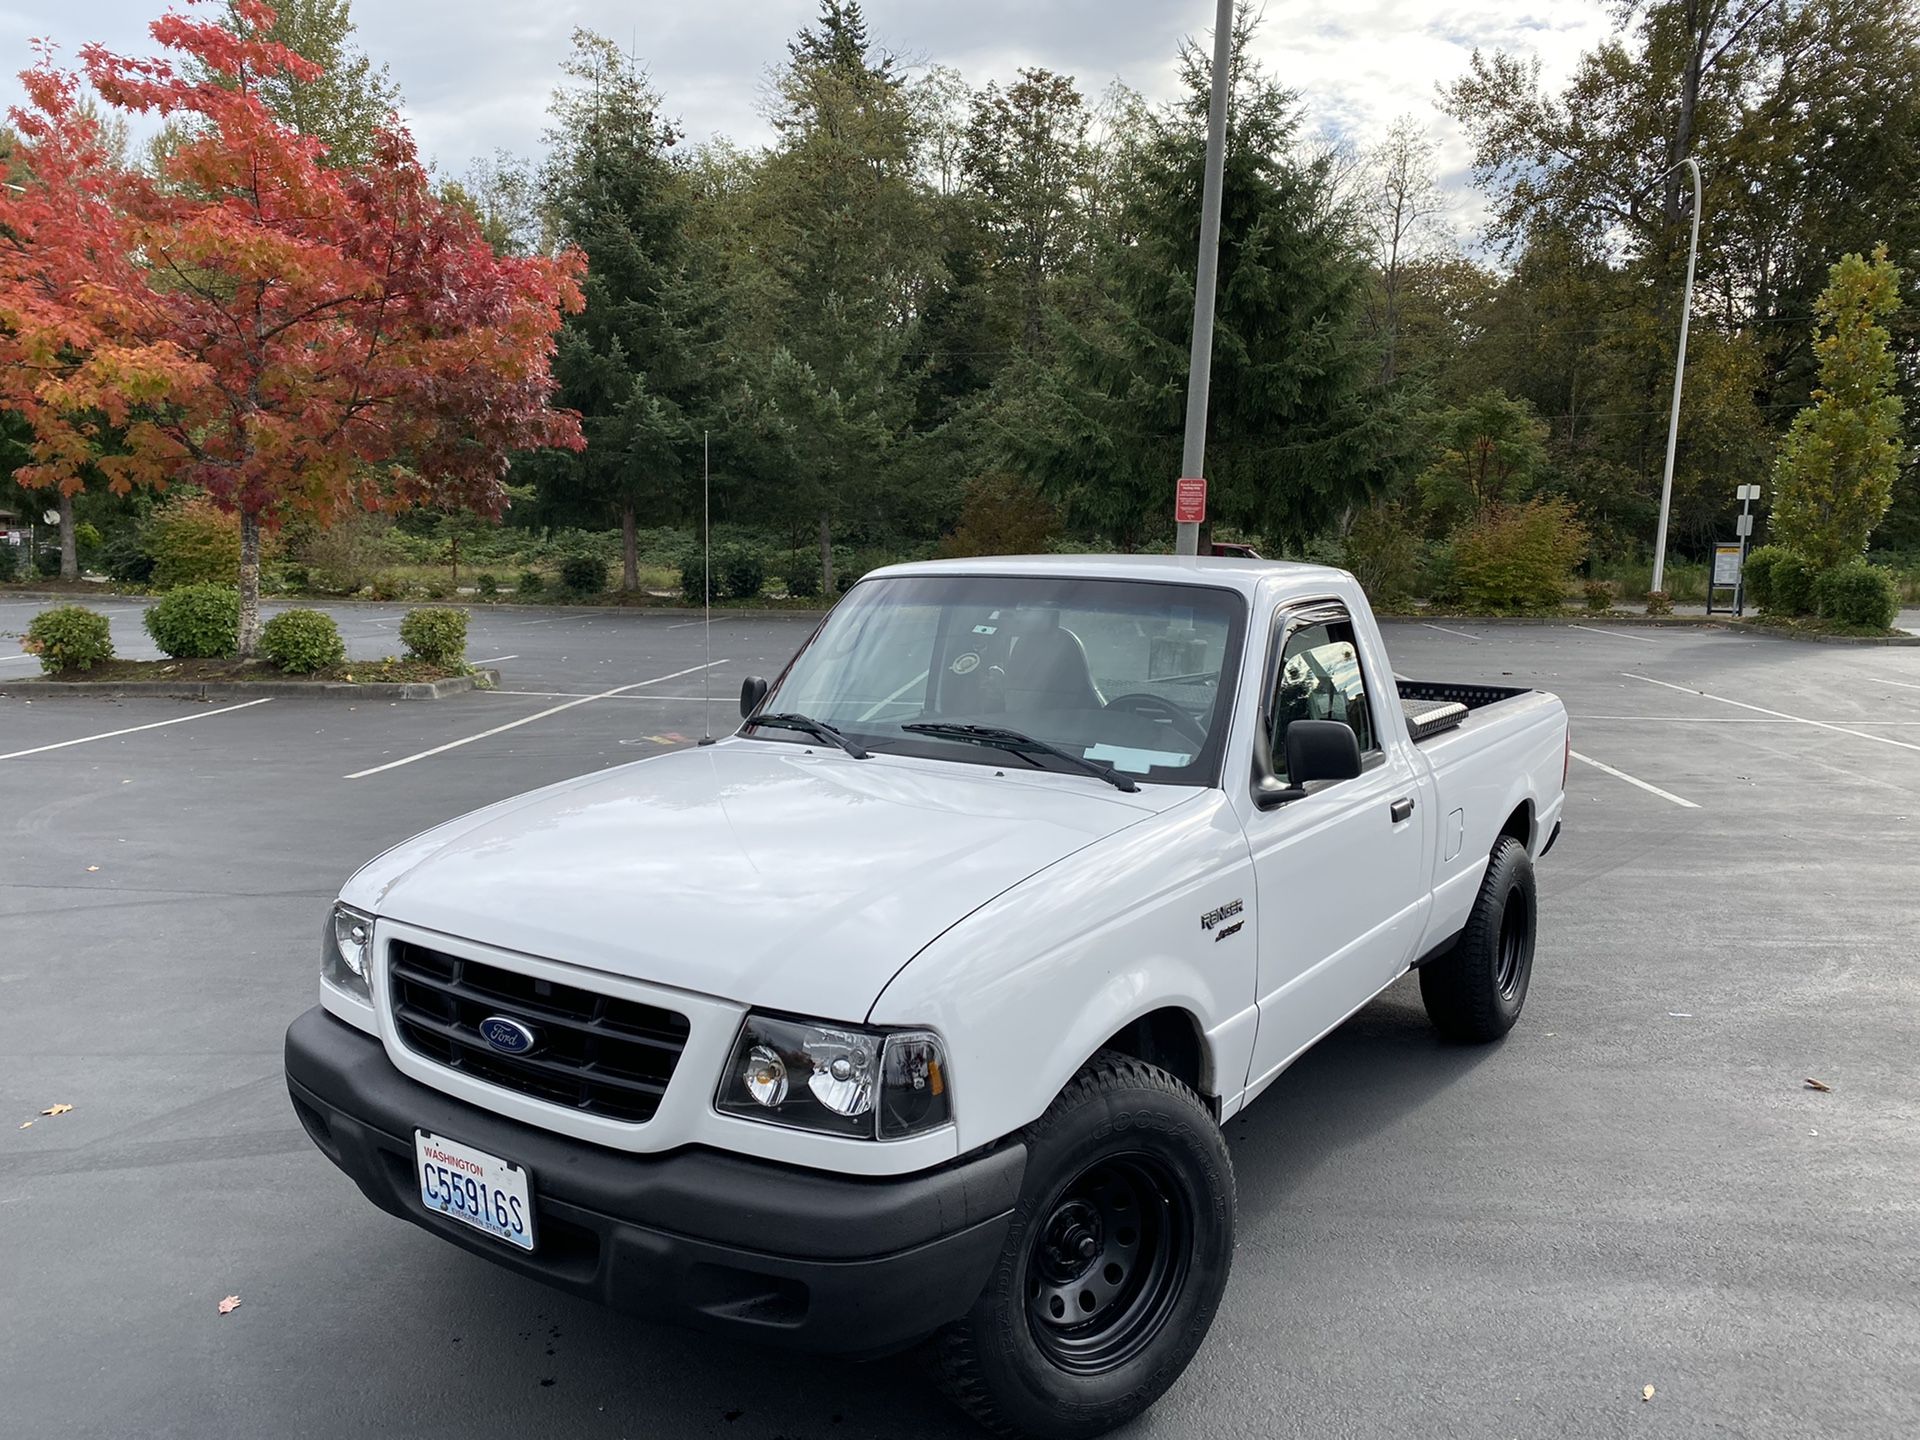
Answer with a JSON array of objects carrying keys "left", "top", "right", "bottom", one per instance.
[
  {"left": 1420, "top": 834, "right": 1537, "bottom": 1042},
  {"left": 928, "top": 1052, "right": 1235, "bottom": 1439}
]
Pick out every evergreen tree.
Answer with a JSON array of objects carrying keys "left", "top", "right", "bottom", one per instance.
[
  {"left": 1005, "top": 11, "right": 1411, "bottom": 547},
  {"left": 742, "top": 0, "right": 938, "bottom": 590},
  {"left": 534, "top": 31, "right": 715, "bottom": 590}
]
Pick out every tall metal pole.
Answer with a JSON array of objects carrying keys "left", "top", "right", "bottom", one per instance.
[
  {"left": 1175, "top": 0, "right": 1235, "bottom": 557},
  {"left": 1650, "top": 156, "right": 1701, "bottom": 597}
]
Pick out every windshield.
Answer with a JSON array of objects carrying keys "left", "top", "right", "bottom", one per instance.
[{"left": 750, "top": 574, "right": 1247, "bottom": 786}]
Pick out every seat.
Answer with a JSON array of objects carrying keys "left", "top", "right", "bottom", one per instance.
[{"left": 1003, "top": 619, "right": 1104, "bottom": 714}]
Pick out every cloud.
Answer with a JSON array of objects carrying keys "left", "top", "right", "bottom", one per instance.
[{"left": 1, "top": 0, "right": 1613, "bottom": 234}]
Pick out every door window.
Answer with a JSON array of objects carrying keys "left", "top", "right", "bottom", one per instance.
[{"left": 1268, "top": 612, "right": 1377, "bottom": 783}]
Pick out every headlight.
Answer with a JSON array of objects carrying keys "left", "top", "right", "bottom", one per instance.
[
  {"left": 321, "top": 903, "right": 374, "bottom": 1001},
  {"left": 717, "top": 1013, "right": 952, "bottom": 1140}
]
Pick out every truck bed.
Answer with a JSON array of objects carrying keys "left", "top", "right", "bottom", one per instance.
[{"left": 1397, "top": 679, "right": 1533, "bottom": 742}]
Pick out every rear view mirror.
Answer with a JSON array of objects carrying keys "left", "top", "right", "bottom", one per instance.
[
  {"left": 1284, "top": 719, "right": 1362, "bottom": 785},
  {"left": 739, "top": 676, "right": 769, "bottom": 718}
]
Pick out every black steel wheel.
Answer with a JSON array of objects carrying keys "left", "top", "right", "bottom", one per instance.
[
  {"left": 927, "top": 1051, "right": 1234, "bottom": 1440},
  {"left": 1024, "top": 1154, "right": 1191, "bottom": 1376}
]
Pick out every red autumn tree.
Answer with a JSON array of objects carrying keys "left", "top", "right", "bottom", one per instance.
[
  {"left": 0, "top": 51, "right": 187, "bottom": 582},
  {"left": 1, "top": 1, "right": 584, "bottom": 653}
]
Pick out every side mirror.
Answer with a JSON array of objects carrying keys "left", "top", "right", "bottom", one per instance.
[
  {"left": 739, "top": 676, "right": 770, "bottom": 718},
  {"left": 1285, "top": 719, "right": 1362, "bottom": 785}
]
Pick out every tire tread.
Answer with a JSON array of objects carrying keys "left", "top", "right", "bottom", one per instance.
[{"left": 1419, "top": 836, "right": 1533, "bottom": 1043}]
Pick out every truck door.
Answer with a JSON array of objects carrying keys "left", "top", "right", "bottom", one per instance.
[{"left": 1236, "top": 601, "right": 1428, "bottom": 1098}]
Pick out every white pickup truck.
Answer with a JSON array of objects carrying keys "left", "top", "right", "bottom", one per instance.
[{"left": 287, "top": 555, "right": 1567, "bottom": 1438}]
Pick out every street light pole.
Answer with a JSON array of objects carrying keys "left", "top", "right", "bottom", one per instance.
[
  {"left": 1650, "top": 156, "right": 1701, "bottom": 597},
  {"left": 1175, "top": 0, "right": 1234, "bottom": 558}
]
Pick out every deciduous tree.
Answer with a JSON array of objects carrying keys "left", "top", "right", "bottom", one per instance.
[
  {"left": 1771, "top": 247, "right": 1906, "bottom": 566},
  {"left": 2, "top": 3, "right": 584, "bottom": 652}
]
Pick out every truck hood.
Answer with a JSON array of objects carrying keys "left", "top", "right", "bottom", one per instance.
[{"left": 346, "top": 740, "right": 1192, "bottom": 1021}]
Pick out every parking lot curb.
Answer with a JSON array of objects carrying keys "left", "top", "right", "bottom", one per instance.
[{"left": 1, "top": 668, "right": 502, "bottom": 701}]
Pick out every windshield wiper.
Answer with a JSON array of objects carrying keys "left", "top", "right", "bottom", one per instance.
[
  {"left": 748, "top": 712, "right": 871, "bottom": 759},
  {"left": 901, "top": 722, "right": 1139, "bottom": 793}
]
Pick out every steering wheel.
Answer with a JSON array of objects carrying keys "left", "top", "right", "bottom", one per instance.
[{"left": 1103, "top": 693, "right": 1209, "bottom": 746}]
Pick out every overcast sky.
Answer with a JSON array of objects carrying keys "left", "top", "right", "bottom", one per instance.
[{"left": 1, "top": 1, "right": 1612, "bottom": 236}]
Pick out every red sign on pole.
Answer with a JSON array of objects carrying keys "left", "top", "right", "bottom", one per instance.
[{"left": 1175, "top": 477, "right": 1207, "bottom": 524}]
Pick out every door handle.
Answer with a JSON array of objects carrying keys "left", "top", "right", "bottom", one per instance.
[{"left": 1389, "top": 797, "right": 1415, "bottom": 823}]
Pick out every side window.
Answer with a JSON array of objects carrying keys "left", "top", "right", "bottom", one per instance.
[{"left": 1268, "top": 612, "right": 1377, "bottom": 782}]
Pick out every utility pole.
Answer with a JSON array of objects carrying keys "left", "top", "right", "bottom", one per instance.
[
  {"left": 1175, "top": 0, "right": 1234, "bottom": 557},
  {"left": 1650, "top": 156, "right": 1701, "bottom": 597}
]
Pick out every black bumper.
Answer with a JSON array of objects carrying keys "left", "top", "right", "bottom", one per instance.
[{"left": 285, "top": 1006, "right": 1023, "bottom": 1356}]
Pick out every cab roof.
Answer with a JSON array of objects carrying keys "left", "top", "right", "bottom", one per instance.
[{"left": 869, "top": 552, "right": 1355, "bottom": 601}]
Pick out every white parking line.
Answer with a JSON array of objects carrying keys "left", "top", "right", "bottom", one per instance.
[
  {"left": 0, "top": 652, "right": 40, "bottom": 665},
  {"left": 1570, "top": 625, "right": 1659, "bottom": 644},
  {"left": 1569, "top": 750, "right": 1699, "bottom": 809},
  {"left": 487, "top": 690, "right": 710, "bottom": 700},
  {"left": 1622, "top": 672, "right": 1920, "bottom": 755},
  {"left": 343, "top": 661, "right": 728, "bottom": 779},
  {"left": 469, "top": 654, "right": 519, "bottom": 665},
  {"left": 1421, "top": 622, "right": 1479, "bottom": 640},
  {"left": 1868, "top": 676, "right": 1920, "bottom": 692},
  {"left": 0, "top": 698, "right": 274, "bottom": 761}
]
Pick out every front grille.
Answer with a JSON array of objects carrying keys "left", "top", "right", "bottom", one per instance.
[{"left": 388, "top": 940, "right": 691, "bottom": 1123}]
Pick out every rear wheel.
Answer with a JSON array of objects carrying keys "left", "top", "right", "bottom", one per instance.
[
  {"left": 928, "top": 1052, "right": 1234, "bottom": 1439},
  {"left": 1419, "top": 835, "right": 1536, "bottom": 1042}
]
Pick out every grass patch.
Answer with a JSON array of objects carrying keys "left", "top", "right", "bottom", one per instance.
[{"left": 1742, "top": 615, "right": 1909, "bottom": 640}]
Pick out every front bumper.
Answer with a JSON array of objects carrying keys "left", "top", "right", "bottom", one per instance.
[{"left": 285, "top": 1007, "right": 1023, "bottom": 1356}]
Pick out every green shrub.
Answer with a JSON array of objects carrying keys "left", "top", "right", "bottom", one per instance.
[
  {"left": 24, "top": 605, "right": 113, "bottom": 673},
  {"left": 74, "top": 521, "right": 103, "bottom": 555},
  {"left": 368, "top": 573, "right": 404, "bottom": 602},
  {"left": 559, "top": 552, "right": 608, "bottom": 597},
  {"left": 1768, "top": 553, "right": 1817, "bottom": 615},
  {"left": 0, "top": 544, "right": 17, "bottom": 583},
  {"left": 720, "top": 546, "right": 766, "bottom": 601},
  {"left": 1449, "top": 498, "right": 1589, "bottom": 613},
  {"left": 678, "top": 548, "right": 711, "bottom": 606},
  {"left": 1342, "top": 503, "right": 1422, "bottom": 611},
  {"left": 96, "top": 531, "right": 154, "bottom": 584},
  {"left": 1812, "top": 561, "right": 1900, "bottom": 630},
  {"left": 1741, "top": 545, "right": 1792, "bottom": 611},
  {"left": 34, "top": 546, "right": 61, "bottom": 577},
  {"left": 475, "top": 573, "right": 499, "bottom": 597},
  {"left": 260, "top": 609, "right": 345, "bottom": 673},
  {"left": 425, "top": 580, "right": 452, "bottom": 601},
  {"left": 516, "top": 569, "right": 544, "bottom": 596},
  {"left": 1583, "top": 580, "right": 1616, "bottom": 612},
  {"left": 399, "top": 606, "right": 468, "bottom": 665},
  {"left": 280, "top": 564, "right": 311, "bottom": 591},
  {"left": 937, "top": 471, "right": 1061, "bottom": 557},
  {"left": 779, "top": 556, "right": 822, "bottom": 599},
  {"left": 147, "top": 496, "right": 241, "bottom": 588},
  {"left": 1644, "top": 590, "right": 1674, "bottom": 617},
  {"left": 143, "top": 583, "right": 239, "bottom": 658}
]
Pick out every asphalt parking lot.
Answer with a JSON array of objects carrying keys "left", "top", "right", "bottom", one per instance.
[{"left": 4, "top": 597, "right": 1919, "bottom": 1440}]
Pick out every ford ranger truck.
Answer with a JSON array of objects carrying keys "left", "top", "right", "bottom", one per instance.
[{"left": 286, "top": 554, "right": 1568, "bottom": 1439}]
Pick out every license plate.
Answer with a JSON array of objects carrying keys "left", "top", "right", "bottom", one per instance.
[{"left": 414, "top": 1131, "right": 535, "bottom": 1252}]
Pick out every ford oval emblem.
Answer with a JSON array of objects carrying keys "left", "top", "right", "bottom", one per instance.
[{"left": 478, "top": 1015, "right": 539, "bottom": 1055}]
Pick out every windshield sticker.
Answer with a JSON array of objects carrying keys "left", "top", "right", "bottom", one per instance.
[
  {"left": 1085, "top": 743, "right": 1193, "bottom": 774},
  {"left": 972, "top": 624, "right": 997, "bottom": 635},
  {"left": 950, "top": 652, "right": 981, "bottom": 675}
]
